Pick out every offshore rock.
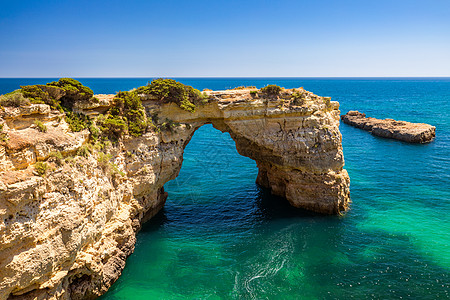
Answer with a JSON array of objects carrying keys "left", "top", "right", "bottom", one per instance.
[
  {"left": 0, "top": 87, "right": 350, "bottom": 299},
  {"left": 341, "top": 110, "right": 436, "bottom": 143}
]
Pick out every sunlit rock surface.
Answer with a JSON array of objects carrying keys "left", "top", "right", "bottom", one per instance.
[
  {"left": 341, "top": 110, "right": 435, "bottom": 143},
  {"left": 0, "top": 87, "right": 349, "bottom": 299}
]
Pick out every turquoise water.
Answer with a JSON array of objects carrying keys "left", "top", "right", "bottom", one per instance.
[{"left": 1, "top": 78, "right": 449, "bottom": 299}]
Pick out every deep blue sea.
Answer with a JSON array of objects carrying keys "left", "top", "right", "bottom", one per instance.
[{"left": 1, "top": 78, "right": 449, "bottom": 299}]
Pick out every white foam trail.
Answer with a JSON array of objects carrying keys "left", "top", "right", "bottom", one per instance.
[{"left": 232, "top": 224, "right": 305, "bottom": 299}]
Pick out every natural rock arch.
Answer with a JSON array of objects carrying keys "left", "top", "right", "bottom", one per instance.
[
  {"left": 0, "top": 87, "right": 349, "bottom": 299},
  {"left": 165, "top": 117, "right": 349, "bottom": 214},
  {"left": 138, "top": 89, "right": 350, "bottom": 218}
]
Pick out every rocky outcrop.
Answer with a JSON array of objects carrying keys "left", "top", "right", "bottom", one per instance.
[
  {"left": 0, "top": 87, "right": 349, "bottom": 299},
  {"left": 341, "top": 110, "right": 436, "bottom": 143}
]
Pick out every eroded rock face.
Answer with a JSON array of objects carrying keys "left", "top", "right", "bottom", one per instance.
[
  {"left": 0, "top": 88, "right": 350, "bottom": 299},
  {"left": 341, "top": 110, "right": 436, "bottom": 143}
]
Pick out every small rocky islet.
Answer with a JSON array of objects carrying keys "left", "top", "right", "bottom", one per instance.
[
  {"left": 0, "top": 79, "right": 349, "bottom": 299},
  {"left": 341, "top": 110, "right": 436, "bottom": 143}
]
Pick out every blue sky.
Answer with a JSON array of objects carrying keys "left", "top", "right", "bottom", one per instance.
[{"left": 1, "top": 0, "right": 449, "bottom": 77}]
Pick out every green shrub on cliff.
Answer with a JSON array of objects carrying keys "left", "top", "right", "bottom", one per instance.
[
  {"left": 97, "top": 152, "right": 112, "bottom": 170},
  {"left": 136, "top": 78, "right": 205, "bottom": 112},
  {"left": 261, "top": 85, "right": 282, "bottom": 96},
  {"left": 34, "top": 120, "right": 47, "bottom": 133},
  {"left": 34, "top": 162, "right": 48, "bottom": 176},
  {"left": 114, "top": 91, "right": 148, "bottom": 137},
  {"left": 48, "top": 151, "right": 64, "bottom": 166},
  {"left": 46, "top": 78, "right": 95, "bottom": 109},
  {"left": 15, "top": 78, "right": 95, "bottom": 111},
  {"left": 20, "top": 85, "right": 61, "bottom": 108},
  {"left": 98, "top": 114, "right": 128, "bottom": 140},
  {"left": 77, "top": 145, "right": 91, "bottom": 158},
  {"left": 64, "top": 110, "right": 90, "bottom": 132},
  {"left": 159, "top": 118, "right": 180, "bottom": 132},
  {"left": 97, "top": 90, "right": 148, "bottom": 139},
  {"left": 0, "top": 91, "right": 30, "bottom": 107},
  {"left": 291, "top": 91, "right": 305, "bottom": 105},
  {"left": 89, "top": 123, "right": 101, "bottom": 140},
  {"left": 1, "top": 78, "right": 95, "bottom": 111},
  {"left": 110, "top": 162, "right": 125, "bottom": 177},
  {"left": 13, "top": 79, "right": 98, "bottom": 134}
]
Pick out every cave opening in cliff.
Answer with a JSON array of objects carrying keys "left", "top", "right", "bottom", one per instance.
[
  {"left": 164, "top": 123, "right": 259, "bottom": 213},
  {"left": 153, "top": 123, "right": 312, "bottom": 229}
]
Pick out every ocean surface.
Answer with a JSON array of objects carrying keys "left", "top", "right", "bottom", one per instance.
[{"left": 1, "top": 78, "right": 449, "bottom": 299}]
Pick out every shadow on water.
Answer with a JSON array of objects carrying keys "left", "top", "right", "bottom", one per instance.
[
  {"left": 254, "top": 186, "right": 324, "bottom": 219},
  {"left": 140, "top": 185, "right": 325, "bottom": 235}
]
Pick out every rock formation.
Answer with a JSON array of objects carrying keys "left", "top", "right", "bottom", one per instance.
[
  {"left": 341, "top": 110, "right": 436, "bottom": 143},
  {"left": 0, "top": 83, "right": 350, "bottom": 299}
]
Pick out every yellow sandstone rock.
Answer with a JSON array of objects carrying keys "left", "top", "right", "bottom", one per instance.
[{"left": 0, "top": 87, "right": 349, "bottom": 299}]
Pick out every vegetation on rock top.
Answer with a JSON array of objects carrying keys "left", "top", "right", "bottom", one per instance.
[
  {"left": 0, "top": 78, "right": 96, "bottom": 110},
  {"left": 0, "top": 78, "right": 99, "bottom": 134},
  {"left": 291, "top": 90, "right": 306, "bottom": 105},
  {"left": 20, "top": 85, "right": 62, "bottom": 108},
  {"left": 97, "top": 90, "right": 149, "bottom": 140},
  {"left": 0, "top": 79, "right": 208, "bottom": 141},
  {"left": 0, "top": 91, "right": 30, "bottom": 107},
  {"left": 136, "top": 78, "right": 207, "bottom": 112},
  {"left": 34, "top": 161, "right": 48, "bottom": 176},
  {"left": 260, "top": 85, "right": 283, "bottom": 96},
  {"left": 46, "top": 78, "right": 96, "bottom": 109},
  {"left": 0, "top": 78, "right": 315, "bottom": 145},
  {"left": 34, "top": 120, "right": 47, "bottom": 133},
  {"left": 64, "top": 110, "right": 91, "bottom": 132}
]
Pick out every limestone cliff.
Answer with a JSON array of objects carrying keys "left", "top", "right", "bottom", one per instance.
[{"left": 0, "top": 85, "right": 349, "bottom": 299}]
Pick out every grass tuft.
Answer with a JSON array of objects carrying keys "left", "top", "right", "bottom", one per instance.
[
  {"left": 34, "top": 120, "right": 47, "bottom": 133},
  {"left": 35, "top": 161, "right": 48, "bottom": 176}
]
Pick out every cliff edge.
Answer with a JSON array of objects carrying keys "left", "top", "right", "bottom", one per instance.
[{"left": 0, "top": 80, "right": 350, "bottom": 299}]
